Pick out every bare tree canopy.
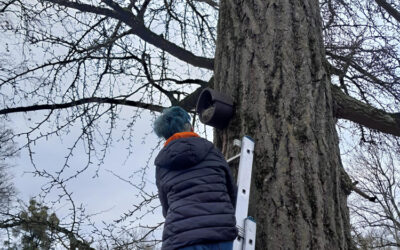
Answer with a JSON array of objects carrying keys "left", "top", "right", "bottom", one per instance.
[
  {"left": 349, "top": 141, "right": 400, "bottom": 249},
  {"left": 0, "top": 0, "right": 399, "bottom": 133},
  {"left": 0, "top": 0, "right": 399, "bottom": 248}
]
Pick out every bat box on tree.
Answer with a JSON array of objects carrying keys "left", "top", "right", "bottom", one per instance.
[{"left": 196, "top": 88, "right": 234, "bottom": 129}]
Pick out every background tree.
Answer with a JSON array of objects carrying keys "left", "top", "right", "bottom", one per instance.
[
  {"left": 17, "top": 199, "right": 60, "bottom": 250},
  {"left": 1, "top": 198, "right": 94, "bottom": 249},
  {"left": 0, "top": 0, "right": 399, "bottom": 249},
  {"left": 0, "top": 126, "right": 18, "bottom": 249},
  {"left": 0, "top": 127, "right": 17, "bottom": 210},
  {"left": 348, "top": 142, "right": 400, "bottom": 249}
]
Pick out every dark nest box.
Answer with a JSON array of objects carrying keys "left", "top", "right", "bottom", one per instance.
[{"left": 196, "top": 88, "right": 234, "bottom": 129}]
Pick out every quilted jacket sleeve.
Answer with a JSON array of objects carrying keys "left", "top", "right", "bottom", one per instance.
[
  {"left": 224, "top": 163, "right": 238, "bottom": 208},
  {"left": 211, "top": 147, "right": 238, "bottom": 208},
  {"left": 155, "top": 167, "right": 169, "bottom": 218}
]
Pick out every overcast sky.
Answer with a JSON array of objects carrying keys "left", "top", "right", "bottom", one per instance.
[{"left": 7, "top": 107, "right": 164, "bottom": 243}]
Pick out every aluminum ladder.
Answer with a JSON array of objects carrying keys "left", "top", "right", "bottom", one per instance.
[{"left": 227, "top": 136, "right": 256, "bottom": 250}]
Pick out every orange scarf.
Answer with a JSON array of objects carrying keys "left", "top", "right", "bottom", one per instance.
[{"left": 164, "top": 132, "right": 200, "bottom": 147}]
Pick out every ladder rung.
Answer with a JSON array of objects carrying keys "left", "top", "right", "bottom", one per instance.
[
  {"left": 227, "top": 153, "right": 241, "bottom": 163},
  {"left": 236, "top": 225, "right": 245, "bottom": 237}
]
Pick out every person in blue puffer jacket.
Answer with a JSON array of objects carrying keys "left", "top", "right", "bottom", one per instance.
[{"left": 153, "top": 106, "right": 238, "bottom": 250}]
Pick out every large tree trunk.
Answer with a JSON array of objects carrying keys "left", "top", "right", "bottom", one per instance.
[{"left": 214, "top": 0, "right": 353, "bottom": 249}]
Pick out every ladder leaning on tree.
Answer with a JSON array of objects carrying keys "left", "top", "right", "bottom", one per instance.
[{"left": 227, "top": 136, "right": 256, "bottom": 250}]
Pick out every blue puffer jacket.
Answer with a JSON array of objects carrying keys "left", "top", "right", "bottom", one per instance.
[{"left": 154, "top": 136, "right": 237, "bottom": 250}]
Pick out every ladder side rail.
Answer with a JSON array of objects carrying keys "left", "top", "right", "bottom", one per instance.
[
  {"left": 233, "top": 136, "right": 255, "bottom": 250},
  {"left": 243, "top": 218, "right": 256, "bottom": 250}
]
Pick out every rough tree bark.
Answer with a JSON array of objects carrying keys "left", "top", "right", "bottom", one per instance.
[{"left": 214, "top": 1, "right": 353, "bottom": 249}]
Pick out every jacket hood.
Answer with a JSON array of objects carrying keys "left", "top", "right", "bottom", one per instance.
[{"left": 154, "top": 137, "right": 214, "bottom": 170}]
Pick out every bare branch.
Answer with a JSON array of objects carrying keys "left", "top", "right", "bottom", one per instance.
[
  {"left": 174, "top": 76, "right": 213, "bottom": 111},
  {"left": 137, "top": 0, "right": 151, "bottom": 20},
  {"left": 0, "top": 0, "right": 18, "bottom": 12},
  {"left": 192, "top": 0, "right": 219, "bottom": 9},
  {"left": 374, "top": 0, "right": 400, "bottom": 23},
  {"left": 0, "top": 97, "right": 164, "bottom": 115},
  {"left": 42, "top": 0, "right": 214, "bottom": 69},
  {"left": 78, "top": 28, "right": 134, "bottom": 53},
  {"left": 351, "top": 181, "right": 377, "bottom": 202},
  {"left": 327, "top": 52, "right": 396, "bottom": 90},
  {"left": 332, "top": 85, "right": 400, "bottom": 137},
  {"left": 139, "top": 53, "right": 178, "bottom": 105}
]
